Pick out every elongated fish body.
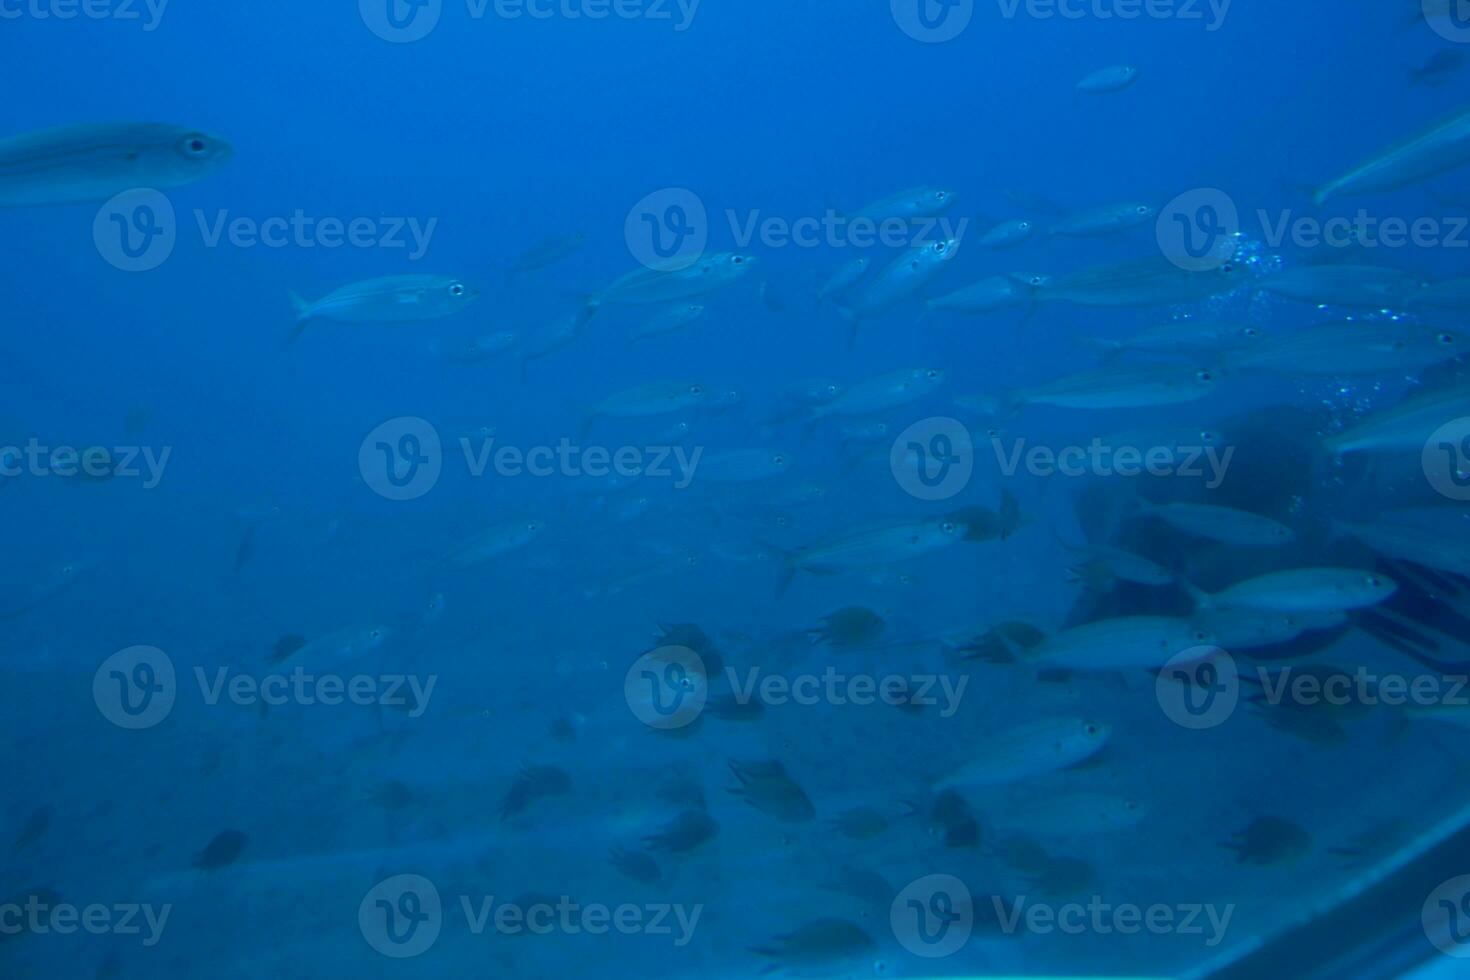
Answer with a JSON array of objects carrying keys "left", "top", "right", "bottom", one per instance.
[
  {"left": 1226, "top": 323, "right": 1459, "bottom": 375},
  {"left": 437, "top": 331, "right": 517, "bottom": 364},
  {"left": 1409, "top": 277, "right": 1470, "bottom": 311},
  {"left": 1098, "top": 320, "right": 1262, "bottom": 357},
  {"left": 1257, "top": 265, "right": 1425, "bottom": 308},
  {"left": 589, "top": 252, "right": 755, "bottom": 309},
  {"left": 817, "top": 256, "right": 869, "bottom": 302},
  {"left": 1193, "top": 608, "right": 1346, "bottom": 649},
  {"left": 1200, "top": 568, "right": 1397, "bottom": 613},
  {"left": 590, "top": 381, "right": 707, "bottom": 421},
  {"left": 627, "top": 304, "right": 705, "bottom": 343},
  {"left": 692, "top": 449, "right": 792, "bottom": 483},
  {"left": 809, "top": 368, "right": 944, "bottom": 420},
  {"left": 1315, "top": 107, "right": 1470, "bottom": 205},
  {"left": 1029, "top": 616, "right": 1213, "bottom": 670},
  {"left": 1139, "top": 501, "right": 1296, "bottom": 547},
  {"left": 935, "top": 718, "right": 1110, "bottom": 789},
  {"left": 290, "top": 624, "right": 391, "bottom": 668},
  {"left": 1063, "top": 543, "right": 1175, "bottom": 586},
  {"left": 787, "top": 517, "right": 964, "bottom": 573},
  {"left": 1324, "top": 385, "right": 1470, "bottom": 454},
  {"left": 841, "top": 239, "right": 959, "bottom": 321},
  {"left": 847, "top": 186, "right": 957, "bottom": 223},
  {"left": 449, "top": 520, "right": 544, "bottom": 566},
  {"left": 1039, "top": 259, "right": 1244, "bottom": 307},
  {"left": 1048, "top": 203, "right": 1155, "bottom": 238},
  {"left": 506, "top": 232, "right": 586, "bottom": 277},
  {"left": 978, "top": 218, "right": 1035, "bottom": 248},
  {"left": 1017, "top": 364, "right": 1218, "bottom": 409},
  {"left": 291, "top": 275, "right": 477, "bottom": 327},
  {"left": 1339, "top": 518, "right": 1470, "bottom": 578},
  {"left": 924, "top": 275, "right": 1028, "bottom": 315},
  {"left": 0, "top": 122, "right": 231, "bottom": 207},
  {"left": 1077, "top": 65, "right": 1139, "bottom": 94}
]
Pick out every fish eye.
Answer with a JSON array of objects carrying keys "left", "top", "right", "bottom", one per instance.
[
  {"left": 941, "top": 521, "right": 957, "bottom": 534},
  {"left": 732, "top": 256, "right": 746, "bottom": 264},
  {"left": 1221, "top": 262, "right": 1236, "bottom": 273},
  {"left": 527, "top": 521, "right": 540, "bottom": 531},
  {"left": 180, "top": 135, "right": 210, "bottom": 156},
  {"left": 690, "top": 385, "right": 704, "bottom": 395},
  {"left": 371, "top": 629, "right": 382, "bottom": 639},
  {"left": 1194, "top": 630, "right": 1209, "bottom": 642},
  {"left": 1136, "top": 205, "right": 1150, "bottom": 214},
  {"left": 926, "top": 369, "right": 940, "bottom": 379},
  {"left": 1196, "top": 370, "right": 1214, "bottom": 382},
  {"left": 1018, "top": 221, "right": 1031, "bottom": 230},
  {"left": 448, "top": 282, "right": 466, "bottom": 298},
  {"left": 1440, "top": 333, "right": 1456, "bottom": 345},
  {"left": 1243, "top": 327, "right": 1259, "bottom": 338},
  {"left": 773, "top": 454, "right": 786, "bottom": 465},
  {"left": 1085, "top": 723, "right": 1100, "bottom": 736},
  {"left": 1367, "top": 575, "right": 1382, "bottom": 588}
]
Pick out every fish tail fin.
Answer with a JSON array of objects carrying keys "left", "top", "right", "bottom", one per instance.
[
  {"left": 758, "top": 539, "right": 799, "bottom": 598},
  {"left": 286, "top": 291, "right": 312, "bottom": 345},
  {"left": 1179, "top": 577, "right": 1211, "bottom": 610}
]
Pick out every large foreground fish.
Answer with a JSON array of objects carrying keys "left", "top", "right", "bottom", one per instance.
[
  {"left": 1315, "top": 105, "right": 1470, "bottom": 205},
  {"left": 0, "top": 122, "right": 231, "bottom": 207}
]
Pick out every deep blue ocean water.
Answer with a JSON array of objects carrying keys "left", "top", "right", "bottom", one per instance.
[{"left": 5, "top": 2, "right": 1470, "bottom": 977}]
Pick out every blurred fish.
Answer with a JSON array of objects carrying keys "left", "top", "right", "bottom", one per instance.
[
  {"left": 11, "top": 805, "right": 51, "bottom": 852},
  {"left": 642, "top": 809, "right": 719, "bottom": 854},
  {"left": 1338, "top": 516, "right": 1470, "bottom": 578},
  {"left": 1033, "top": 258, "right": 1244, "bottom": 306},
  {"left": 1194, "top": 607, "right": 1347, "bottom": 649},
  {"left": 1015, "top": 364, "right": 1218, "bottom": 410},
  {"left": 692, "top": 449, "right": 793, "bottom": 484},
  {"left": 504, "top": 231, "right": 586, "bottom": 281},
  {"left": 627, "top": 303, "right": 705, "bottom": 344},
  {"left": 1224, "top": 322, "right": 1458, "bottom": 375},
  {"left": 1048, "top": 202, "right": 1155, "bottom": 238},
  {"left": 922, "top": 275, "right": 1030, "bottom": 319},
  {"left": 1222, "top": 816, "right": 1311, "bottom": 866},
  {"left": 750, "top": 919, "right": 876, "bottom": 976},
  {"left": 807, "top": 368, "right": 945, "bottom": 425},
  {"left": 1323, "top": 383, "right": 1470, "bottom": 454},
  {"left": 580, "top": 252, "right": 755, "bottom": 323},
  {"left": 806, "top": 607, "right": 886, "bottom": 648},
  {"left": 267, "top": 624, "right": 390, "bottom": 667},
  {"left": 837, "top": 239, "right": 960, "bottom": 346},
  {"left": 583, "top": 381, "right": 707, "bottom": 438},
  {"left": 992, "top": 792, "right": 1146, "bottom": 836},
  {"left": 608, "top": 847, "right": 662, "bottom": 884},
  {"left": 518, "top": 313, "right": 583, "bottom": 378},
  {"left": 1136, "top": 500, "right": 1296, "bottom": 547},
  {"left": 1089, "top": 320, "right": 1263, "bottom": 359},
  {"left": 1187, "top": 567, "right": 1397, "bottom": 613},
  {"left": 817, "top": 257, "right": 870, "bottom": 304},
  {"left": 728, "top": 759, "right": 816, "bottom": 822},
  {"left": 499, "top": 766, "right": 571, "bottom": 820},
  {"left": 847, "top": 186, "right": 957, "bottom": 222},
  {"left": 1315, "top": 105, "right": 1470, "bottom": 205},
  {"left": 447, "top": 520, "right": 545, "bottom": 566},
  {"left": 194, "top": 830, "right": 248, "bottom": 871},
  {"left": 0, "top": 559, "right": 90, "bottom": 621},
  {"left": 1409, "top": 276, "right": 1470, "bottom": 310},
  {"left": 1060, "top": 541, "right": 1175, "bottom": 587},
  {"left": 1256, "top": 264, "right": 1425, "bottom": 308},
  {"left": 977, "top": 218, "right": 1035, "bottom": 248},
  {"left": 0, "top": 122, "right": 231, "bottom": 206},
  {"left": 1026, "top": 616, "right": 1213, "bottom": 670},
  {"left": 1076, "top": 65, "right": 1139, "bottom": 94},
  {"left": 762, "top": 379, "right": 844, "bottom": 427},
  {"left": 1409, "top": 50, "right": 1465, "bottom": 87},
  {"left": 433, "top": 331, "right": 517, "bottom": 365},
  {"left": 934, "top": 718, "right": 1110, "bottom": 788},
  {"left": 288, "top": 275, "right": 477, "bottom": 342},
  {"left": 768, "top": 516, "right": 965, "bottom": 596}
]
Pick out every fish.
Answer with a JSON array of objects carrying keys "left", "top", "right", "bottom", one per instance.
[
  {"left": 1256, "top": 265, "right": 1425, "bottom": 308},
  {"left": 836, "top": 238, "right": 960, "bottom": 346},
  {"left": 817, "top": 257, "right": 869, "bottom": 303},
  {"left": 847, "top": 186, "right": 957, "bottom": 223},
  {"left": 434, "top": 331, "right": 517, "bottom": 365},
  {"left": 767, "top": 516, "right": 965, "bottom": 595},
  {"left": 1076, "top": 65, "right": 1140, "bottom": 94},
  {"left": 1408, "top": 277, "right": 1470, "bottom": 311},
  {"left": 1409, "top": 50, "right": 1465, "bottom": 87},
  {"left": 581, "top": 252, "right": 755, "bottom": 322},
  {"left": 806, "top": 607, "right": 886, "bottom": 648},
  {"left": 626, "top": 303, "right": 705, "bottom": 344},
  {"left": 504, "top": 232, "right": 586, "bottom": 280},
  {"left": 194, "top": 830, "right": 248, "bottom": 871},
  {"left": 977, "top": 218, "right": 1035, "bottom": 248},
  {"left": 921, "top": 275, "right": 1030, "bottom": 318},
  {"left": 807, "top": 368, "right": 945, "bottom": 423},
  {"left": 1033, "top": 258, "right": 1245, "bottom": 306},
  {"left": 727, "top": 759, "right": 815, "bottom": 822},
  {"left": 1337, "top": 516, "right": 1470, "bottom": 578},
  {"left": 1223, "top": 322, "right": 1459, "bottom": 375},
  {"left": 750, "top": 918, "right": 876, "bottom": 975},
  {"left": 0, "top": 122, "right": 231, "bottom": 207},
  {"left": 1188, "top": 568, "right": 1397, "bottom": 613},
  {"left": 934, "top": 718, "right": 1111, "bottom": 788},
  {"left": 1059, "top": 541, "right": 1175, "bottom": 587},
  {"left": 1315, "top": 105, "right": 1470, "bottom": 205},
  {"left": 1192, "top": 608, "right": 1347, "bottom": 649},
  {"left": 447, "top": 520, "right": 545, "bottom": 566},
  {"left": 0, "top": 559, "right": 91, "bottom": 621},
  {"left": 1090, "top": 320, "right": 1264, "bottom": 358},
  {"left": 1048, "top": 202, "right": 1156, "bottom": 238},
  {"left": 583, "top": 381, "right": 707, "bottom": 437},
  {"left": 499, "top": 766, "right": 571, "bottom": 819},
  {"left": 288, "top": 275, "right": 477, "bottom": 342},
  {"left": 691, "top": 449, "right": 792, "bottom": 483},
  {"left": 1026, "top": 616, "right": 1214, "bottom": 670},
  {"left": 267, "top": 624, "right": 391, "bottom": 667},
  {"left": 1323, "top": 384, "right": 1470, "bottom": 454},
  {"left": 1015, "top": 364, "right": 1219, "bottom": 410}
]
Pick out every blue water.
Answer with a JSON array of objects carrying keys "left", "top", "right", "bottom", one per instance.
[{"left": 5, "top": 2, "right": 1470, "bottom": 977}]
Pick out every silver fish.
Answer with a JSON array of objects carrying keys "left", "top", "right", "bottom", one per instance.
[
  {"left": 1225, "top": 322, "right": 1458, "bottom": 375},
  {"left": 1016, "top": 364, "right": 1218, "bottom": 409},
  {"left": 1048, "top": 202, "right": 1156, "bottom": 238},
  {"left": 1036, "top": 258, "right": 1245, "bottom": 307},
  {"left": 583, "top": 252, "right": 754, "bottom": 319},
  {"left": 847, "top": 186, "right": 957, "bottom": 223},
  {"left": 435, "top": 331, "right": 517, "bottom": 365},
  {"left": 838, "top": 238, "right": 960, "bottom": 346},
  {"left": 1257, "top": 265, "right": 1425, "bottom": 308},
  {"left": 771, "top": 517, "right": 965, "bottom": 595},
  {"left": 922, "top": 275, "right": 1029, "bottom": 317},
  {"left": 817, "top": 256, "right": 870, "bottom": 302},
  {"left": 0, "top": 122, "right": 231, "bottom": 207},
  {"left": 1138, "top": 501, "right": 1296, "bottom": 547},
  {"left": 1077, "top": 65, "right": 1140, "bottom": 94},
  {"left": 978, "top": 218, "right": 1035, "bottom": 248},
  {"left": 627, "top": 304, "right": 705, "bottom": 343},
  {"left": 808, "top": 368, "right": 945, "bottom": 422},
  {"left": 1324, "top": 384, "right": 1470, "bottom": 454},
  {"left": 1315, "top": 106, "right": 1470, "bottom": 205},
  {"left": 289, "top": 275, "right": 477, "bottom": 340}
]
